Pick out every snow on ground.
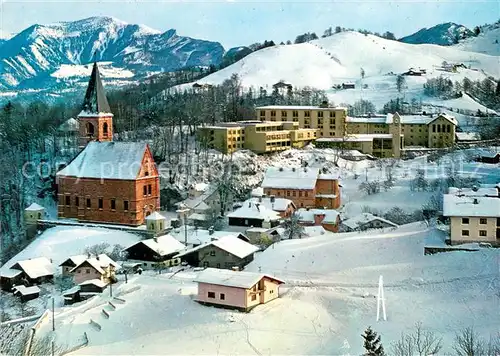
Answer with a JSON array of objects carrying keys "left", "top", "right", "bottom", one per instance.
[
  {"left": 0, "top": 226, "right": 142, "bottom": 271},
  {"left": 34, "top": 222, "right": 499, "bottom": 355},
  {"left": 51, "top": 62, "right": 134, "bottom": 79},
  {"left": 454, "top": 23, "right": 500, "bottom": 56}
]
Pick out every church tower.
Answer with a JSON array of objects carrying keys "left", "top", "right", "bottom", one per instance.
[{"left": 78, "top": 62, "right": 113, "bottom": 149}]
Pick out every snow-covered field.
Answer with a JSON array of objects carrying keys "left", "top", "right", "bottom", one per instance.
[{"left": 32, "top": 222, "right": 499, "bottom": 355}]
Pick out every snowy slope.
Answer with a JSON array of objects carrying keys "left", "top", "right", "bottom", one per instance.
[
  {"left": 399, "top": 22, "right": 473, "bottom": 46},
  {"left": 184, "top": 31, "right": 498, "bottom": 95},
  {"left": 454, "top": 22, "right": 500, "bottom": 56}
]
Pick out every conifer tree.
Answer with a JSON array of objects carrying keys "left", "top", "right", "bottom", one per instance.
[{"left": 362, "top": 326, "right": 386, "bottom": 356}]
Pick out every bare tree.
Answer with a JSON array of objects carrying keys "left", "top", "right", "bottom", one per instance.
[
  {"left": 282, "top": 212, "right": 304, "bottom": 239},
  {"left": 84, "top": 243, "right": 110, "bottom": 257},
  {"left": 391, "top": 322, "right": 443, "bottom": 356},
  {"left": 453, "top": 326, "right": 499, "bottom": 356}
]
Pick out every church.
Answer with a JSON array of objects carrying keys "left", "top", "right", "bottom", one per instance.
[{"left": 56, "top": 62, "right": 160, "bottom": 226}]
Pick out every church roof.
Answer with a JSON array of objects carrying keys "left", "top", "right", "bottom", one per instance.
[
  {"left": 81, "top": 62, "right": 111, "bottom": 115},
  {"left": 56, "top": 141, "right": 151, "bottom": 180}
]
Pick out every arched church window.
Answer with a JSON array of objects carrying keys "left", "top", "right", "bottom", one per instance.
[
  {"left": 86, "top": 122, "right": 95, "bottom": 136},
  {"left": 103, "top": 122, "right": 108, "bottom": 137}
]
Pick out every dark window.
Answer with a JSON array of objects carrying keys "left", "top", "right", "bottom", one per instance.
[
  {"left": 462, "top": 218, "right": 469, "bottom": 224},
  {"left": 65, "top": 196, "right": 70, "bottom": 206},
  {"left": 305, "top": 191, "right": 308, "bottom": 197},
  {"left": 432, "top": 125, "right": 436, "bottom": 133},
  {"left": 124, "top": 200, "right": 129, "bottom": 211},
  {"left": 111, "top": 199, "right": 116, "bottom": 210},
  {"left": 208, "top": 292, "right": 215, "bottom": 298},
  {"left": 480, "top": 218, "right": 487, "bottom": 224},
  {"left": 145, "top": 171, "right": 149, "bottom": 176},
  {"left": 251, "top": 294, "right": 257, "bottom": 301},
  {"left": 103, "top": 122, "right": 108, "bottom": 137},
  {"left": 216, "top": 263, "right": 221, "bottom": 268},
  {"left": 143, "top": 186, "right": 147, "bottom": 196},
  {"left": 437, "top": 125, "right": 441, "bottom": 133},
  {"left": 462, "top": 230, "right": 469, "bottom": 236},
  {"left": 86, "top": 269, "right": 90, "bottom": 274},
  {"left": 447, "top": 125, "right": 451, "bottom": 133},
  {"left": 210, "top": 250, "right": 216, "bottom": 256},
  {"left": 479, "top": 230, "right": 487, "bottom": 237},
  {"left": 148, "top": 185, "right": 152, "bottom": 195},
  {"left": 86, "top": 198, "right": 91, "bottom": 208},
  {"left": 305, "top": 111, "right": 310, "bottom": 117},
  {"left": 220, "top": 293, "right": 225, "bottom": 300},
  {"left": 86, "top": 122, "right": 95, "bottom": 135},
  {"left": 75, "top": 196, "right": 79, "bottom": 207},
  {"left": 98, "top": 198, "right": 103, "bottom": 209}
]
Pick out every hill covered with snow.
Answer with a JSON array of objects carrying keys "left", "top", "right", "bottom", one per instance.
[{"left": 454, "top": 22, "right": 500, "bottom": 56}]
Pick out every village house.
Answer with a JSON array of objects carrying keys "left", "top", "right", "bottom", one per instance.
[
  {"left": 194, "top": 268, "right": 285, "bottom": 312},
  {"left": 59, "top": 255, "right": 87, "bottom": 276},
  {"left": 0, "top": 257, "right": 53, "bottom": 291},
  {"left": 455, "top": 132, "right": 481, "bottom": 143},
  {"left": 13, "top": 285, "right": 41, "bottom": 302},
  {"left": 56, "top": 62, "right": 160, "bottom": 226},
  {"left": 123, "top": 234, "right": 185, "bottom": 269},
  {"left": 340, "top": 213, "right": 398, "bottom": 232},
  {"left": 79, "top": 279, "right": 107, "bottom": 294},
  {"left": 175, "top": 235, "right": 259, "bottom": 270},
  {"left": 443, "top": 193, "right": 500, "bottom": 246},
  {"left": 245, "top": 187, "right": 296, "bottom": 218},
  {"left": 475, "top": 150, "right": 500, "bottom": 164},
  {"left": 296, "top": 208, "right": 340, "bottom": 232},
  {"left": 227, "top": 201, "right": 282, "bottom": 228},
  {"left": 261, "top": 166, "right": 341, "bottom": 209},
  {"left": 169, "top": 226, "right": 250, "bottom": 248},
  {"left": 69, "top": 254, "right": 119, "bottom": 285}
]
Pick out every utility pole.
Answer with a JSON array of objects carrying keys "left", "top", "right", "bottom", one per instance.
[
  {"left": 52, "top": 297, "right": 55, "bottom": 331},
  {"left": 109, "top": 281, "right": 113, "bottom": 298}
]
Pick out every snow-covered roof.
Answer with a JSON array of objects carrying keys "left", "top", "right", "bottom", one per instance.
[
  {"left": 177, "top": 185, "right": 217, "bottom": 211},
  {"left": 25, "top": 203, "right": 44, "bottom": 211},
  {"left": 318, "top": 173, "right": 340, "bottom": 180},
  {"left": 194, "top": 268, "right": 284, "bottom": 289},
  {"left": 9, "top": 257, "right": 53, "bottom": 279},
  {"left": 126, "top": 235, "right": 185, "bottom": 257},
  {"left": 70, "top": 254, "right": 119, "bottom": 274},
  {"left": 56, "top": 141, "right": 150, "bottom": 180},
  {"left": 347, "top": 113, "right": 457, "bottom": 126},
  {"left": 188, "top": 213, "right": 208, "bottom": 221},
  {"left": 58, "top": 118, "right": 79, "bottom": 132},
  {"left": 247, "top": 196, "right": 294, "bottom": 212},
  {"left": 262, "top": 166, "right": 319, "bottom": 190},
  {"left": 169, "top": 226, "right": 248, "bottom": 246},
  {"left": 456, "top": 132, "right": 481, "bottom": 141},
  {"left": 59, "top": 254, "right": 87, "bottom": 267},
  {"left": 251, "top": 187, "right": 264, "bottom": 197},
  {"left": 448, "top": 186, "right": 498, "bottom": 197},
  {"left": 79, "top": 279, "right": 107, "bottom": 288},
  {"left": 302, "top": 226, "right": 327, "bottom": 236},
  {"left": 341, "top": 213, "right": 398, "bottom": 230},
  {"left": 443, "top": 195, "right": 500, "bottom": 217},
  {"left": 227, "top": 201, "right": 281, "bottom": 221},
  {"left": 193, "top": 183, "right": 209, "bottom": 192},
  {"left": 62, "top": 285, "right": 81, "bottom": 296},
  {"left": 0, "top": 269, "right": 22, "bottom": 278},
  {"left": 257, "top": 105, "right": 346, "bottom": 111},
  {"left": 145, "top": 212, "right": 166, "bottom": 221},
  {"left": 297, "top": 208, "right": 339, "bottom": 224},
  {"left": 176, "top": 235, "right": 258, "bottom": 259},
  {"left": 13, "top": 285, "right": 40, "bottom": 296}
]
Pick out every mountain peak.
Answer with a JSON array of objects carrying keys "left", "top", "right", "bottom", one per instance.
[{"left": 399, "top": 22, "right": 473, "bottom": 46}]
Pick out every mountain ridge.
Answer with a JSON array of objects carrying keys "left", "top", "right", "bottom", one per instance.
[{"left": 399, "top": 22, "right": 474, "bottom": 46}]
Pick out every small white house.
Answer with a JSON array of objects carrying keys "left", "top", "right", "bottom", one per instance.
[
  {"left": 341, "top": 213, "right": 398, "bottom": 232},
  {"left": 146, "top": 212, "right": 167, "bottom": 232},
  {"left": 24, "top": 203, "right": 45, "bottom": 223}
]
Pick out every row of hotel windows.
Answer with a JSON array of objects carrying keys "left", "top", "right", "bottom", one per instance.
[
  {"left": 65, "top": 196, "right": 129, "bottom": 211},
  {"left": 462, "top": 230, "right": 488, "bottom": 237},
  {"left": 263, "top": 110, "right": 338, "bottom": 118},
  {"left": 432, "top": 124, "right": 451, "bottom": 133},
  {"left": 269, "top": 190, "right": 310, "bottom": 197},
  {"left": 462, "top": 218, "right": 488, "bottom": 224}
]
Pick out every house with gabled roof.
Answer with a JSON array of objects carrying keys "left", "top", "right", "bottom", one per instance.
[
  {"left": 56, "top": 62, "right": 160, "bottom": 226},
  {"left": 227, "top": 201, "right": 282, "bottom": 228},
  {"left": 59, "top": 255, "right": 87, "bottom": 276},
  {"left": 70, "top": 254, "right": 119, "bottom": 285},
  {"left": 296, "top": 208, "right": 340, "bottom": 232},
  {"left": 0, "top": 257, "right": 53, "bottom": 291},
  {"left": 245, "top": 190, "right": 296, "bottom": 218},
  {"left": 175, "top": 235, "right": 259, "bottom": 270},
  {"left": 340, "top": 213, "right": 398, "bottom": 232},
  {"left": 194, "top": 268, "right": 285, "bottom": 312},
  {"left": 123, "top": 234, "right": 185, "bottom": 269}
]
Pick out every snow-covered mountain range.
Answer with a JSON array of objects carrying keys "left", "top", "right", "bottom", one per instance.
[
  {"left": 399, "top": 22, "right": 473, "bottom": 46},
  {"left": 0, "top": 16, "right": 224, "bottom": 91}
]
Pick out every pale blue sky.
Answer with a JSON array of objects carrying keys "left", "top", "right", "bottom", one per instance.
[{"left": 0, "top": 0, "right": 498, "bottom": 48}]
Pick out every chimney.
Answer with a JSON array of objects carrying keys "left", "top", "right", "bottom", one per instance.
[
  {"left": 208, "top": 226, "right": 214, "bottom": 235},
  {"left": 292, "top": 167, "right": 296, "bottom": 172},
  {"left": 270, "top": 195, "right": 275, "bottom": 203},
  {"left": 473, "top": 198, "right": 479, "bottom": 204},
  {"left": 279, "top": 167, "right": 284, "bottom": 172},
  {"left": 96, "top": 255, "right": 100, "bottom": 261},
  {"left": 472, "top": 185, "right": 479, "bottom": 192}
]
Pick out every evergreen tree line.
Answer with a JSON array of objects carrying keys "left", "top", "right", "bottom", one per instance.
[{"left": 424, "top": 76, "right": 500, "bottom": 111}]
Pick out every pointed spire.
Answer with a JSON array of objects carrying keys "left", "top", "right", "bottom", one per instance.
[{"left": 81, "top": 61, "right": 111, "bottom": 114}]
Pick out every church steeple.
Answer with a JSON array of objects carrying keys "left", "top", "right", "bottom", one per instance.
[
  {"left": 78, "top": 61, "right": 114, "bottom": 149},
  {"left": 82, "top": 62, "right": 111, "bottom": 114}
]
